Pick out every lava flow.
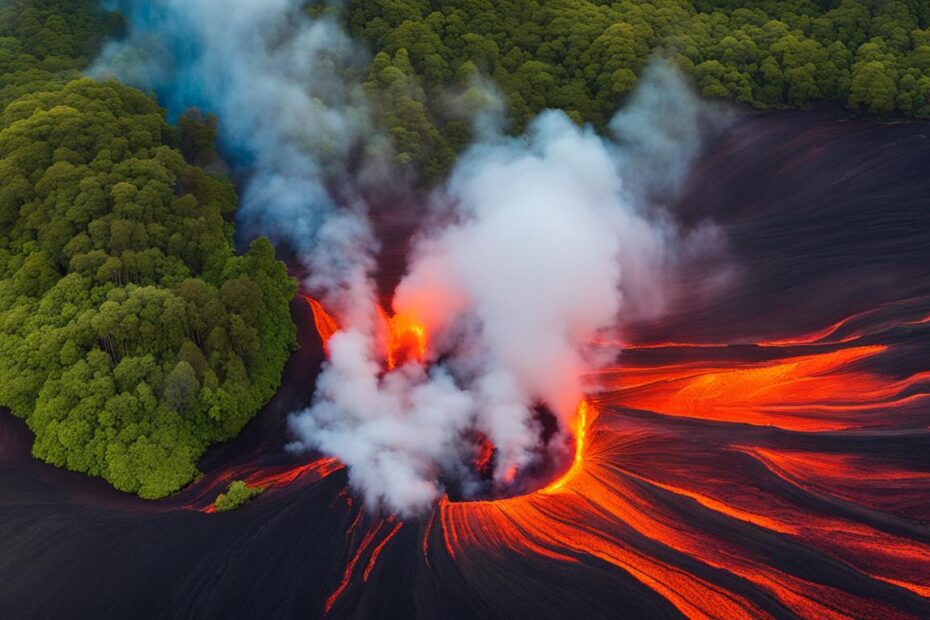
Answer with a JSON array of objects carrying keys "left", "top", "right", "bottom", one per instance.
[
  {"left": 299, "top": 288, "right": 930, "bottom": 617},
  {"left": 541, "top": 399, "right": 592, "bottom": 494},
  {"left": 422, "top": 317, "right": 930, "bottom": 619},
  {"left": 282, "top": 113, "right": 930, "bottom": 617},
  {"left": 5, "top": 111, "right": 930, "bottom": 619},
  {"left": 307, "top": 295, "right": 428, "bottom": 370},
  {"left": 291, "top": 253, "right": 930, "bottom": 618},
  {"left": 378, "top": 307, "right": 428, "bottom": 370}
]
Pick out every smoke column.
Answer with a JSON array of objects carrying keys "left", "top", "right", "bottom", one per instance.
[
  {"left": 291, "top": 64, "right": 724, "bottom": 515},
  {"left": 91, "top": 2, "right": 722, "bottom": 515},
  {"left": 91, "top": 0, "right": 381, "bottom": 277}
]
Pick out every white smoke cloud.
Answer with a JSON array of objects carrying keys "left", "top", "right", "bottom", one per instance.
[
  {"left": 289, "top": 62, "right": 724, "bottom": 515},
  {"left": 91, "top": 2, "right": 721, "bottom": 515},
  {"left": 440, "top": 73, "right": 510, "bottom": 141},
  {"left": 91, "top": 0, "right": 381, "bottom": 274}
]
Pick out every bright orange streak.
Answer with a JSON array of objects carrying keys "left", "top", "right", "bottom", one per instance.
[
  {"left": 473, "top": 436, "right": 495, "bottom": 474},
  {"left": 302, "top": 291, "right": 930, "bottom": 617},
  {"left": 756, "top": 312, "right": 868, "bottom": 346},
  {"left": 621, "top": 471, "right": 797, "bottom": 535},
  {"left": 733, "top": 446, "right": 930, "bottom": 598},
  {"left": 196, "top": 458, "right": 342, "bottom": 513},
  {"left": 325, "top": 519, "right": 385, "bottom": 613},
  {"left": 439, "top": 498, "right": 579, "bottom": 564},
  {"left": 737, "top": 445, "right": 930, "bottom": 520},
  {"left": 303, "top": 295, "right": 339, "bottom": 352},
  {"left": 569, "top": 466, "right": 912, "bottom": 619},
  {"left": 542, "top": 401, "right": 592, "bottom": 494},
  {"left": 602, "top": 314, "right": 866, "bottom": 350},
  {"left": 363, "top": 522, "right": 403, "bottom": 581},
  {"left": 441, "top": 490, "right": 766, "bottom": 619},
  {"left": 303, "top": 295, "right": 428, "bottom": 370},
  {"left": 384, "top": 311, "right": 428, "bottom": 370},
  {"left": 242, "top": 457, "right": 342, "bottom": 489},
  {"left": 603, "top": 345, "right": 930, "bottom": 431}
]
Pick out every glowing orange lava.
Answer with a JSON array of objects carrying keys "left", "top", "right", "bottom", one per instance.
[
  {"left": 304, "top": 295, "right": 428, "bottom": 369},
  {"left": 303, "top": 295, "right": 339, "bottom": 352},
  {"left": 303, "top": 295, "right": 595, "bottom": 497},
  {"left": 381, "top": 308, "right": 427, "bottom": 370},
  {"left": 298, "top": 297, "right": 930, "bottom": 618},
  {"left": 324, "top": 516, "right": 406, "bottom": 613},
  {"left": 473, "top": 435, "right": 495, "bottom": 475},
  {"left": 195, "top": 457, "right": 342, "bottom": 513},
  {"left": 542, "top": 400, "right": 592, "bottom": 494},
  {"left": 427, "top": 312, "right": 930, "bottom": 618},
  {"left": 600, "top": 345, "right": 930, "bottom": 431}
]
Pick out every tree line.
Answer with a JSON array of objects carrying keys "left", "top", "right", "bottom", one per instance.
[
  {"left": 0, "top": 0, "right": 297, "bottom": 498},
  {"left": 345, "top": 0, "right": 930, "bottom": 181}
]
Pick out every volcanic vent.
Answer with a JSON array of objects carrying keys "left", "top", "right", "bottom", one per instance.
[{"left": 302, "top": 295, "right": 591, "bottom": 503}]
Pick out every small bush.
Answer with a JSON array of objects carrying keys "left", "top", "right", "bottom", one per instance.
[{"left": 213, "top": 480, "right": 264, "bottom": 512}]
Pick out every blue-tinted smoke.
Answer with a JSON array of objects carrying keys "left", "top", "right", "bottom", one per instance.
[{"left": 92, "top": 0, "right": 376, "bottom": 261}]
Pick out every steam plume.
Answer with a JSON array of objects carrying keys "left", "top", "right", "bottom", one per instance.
[
  {"left": 92, "top": 0, "right": 379, "bottom": 269},
  {"left": 291, "top": 63, "right": 723, "bottom": 515},
  {"left": 92, "top": 2, "right": 721, "bottom": 515}
]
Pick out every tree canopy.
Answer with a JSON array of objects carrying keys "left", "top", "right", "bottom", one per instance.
[
  {"left": 0, "top": 0, "right": 121, "bottom": 108},
  {"left": 0, "top": 2, "right": 297, "bottom": 498},
  {"left": 346, "top": 0, "right": 930, "bottom": 179}
]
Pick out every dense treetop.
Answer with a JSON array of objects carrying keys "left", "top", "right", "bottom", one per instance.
[
  {"left": 346, "top": 0, "right": 930, "bottom": 179},
  {"left": 0, "top": 2, "right": 296, "bottom": 498},
  {"left": 0, "top": 0, "right": 120, "bottom": 108}
]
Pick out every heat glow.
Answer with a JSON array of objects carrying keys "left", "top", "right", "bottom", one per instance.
[
  {"left": 542, "top": 400, "right": 592, "bottom": 494},
  {"left": 309, "top": 300, "right": 930, "bottom": 617},
  {"left": 305, "top": 296, "right": 428, "bottom": 370},
  {"left": 379, "top": 308, "right": 428, "bottom": 370},
  {"left": 304, "top": 295, "right": 339, "bottom": 353},
  {"left": 299, "top": 295, "right": 592, "bottom": 499}
]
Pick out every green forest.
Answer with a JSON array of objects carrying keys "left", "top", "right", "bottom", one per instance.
[
  {"left": 2, "top": 0, "right": 930, "bottom": 497},
  {"left": 0, "top": 0, "right": 296, "bottom": 498},
  {"left": 347, "top": 0, "right": 930, "bottom": 179}
]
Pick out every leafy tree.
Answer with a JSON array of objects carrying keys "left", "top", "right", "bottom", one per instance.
[
  {"left": 0, "top": 6, "right": 298, "bottom": 499},
  {"left": 343, "top": 0, "right": 930, "bottom": 182},
  {"left": 0, "top": 0, "right": 120, "bottom": 107},
  {"left": 214, "top": 480, "right": 265, "bottom": 512},
  {"left": 178, "top": 110, "right": 219, "bottom": 167},
  {"left": 849, "top": 60, "right": 899, "bottom": 113}
]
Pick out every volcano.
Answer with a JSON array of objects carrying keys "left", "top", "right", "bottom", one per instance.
[{"left": 2, "top": 109, "right": 930, "bottom": 618}]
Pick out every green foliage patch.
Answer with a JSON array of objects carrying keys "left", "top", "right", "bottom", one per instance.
[
  {"left": 0, "top": 2, "right": 297, "bottom": 499},
  {"left": 214, "top": 480, "right": 265, "bottom": 512},
  {"left": 347, "top": 0, "right": 930, "bottom": 179},
  {"left": 0, "top": 0, "right": 121, "bottom": 108}
]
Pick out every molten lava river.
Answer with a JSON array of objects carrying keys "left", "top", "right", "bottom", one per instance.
[{"left": 2, "top": 111, "right": 930, "bottom": 618}]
